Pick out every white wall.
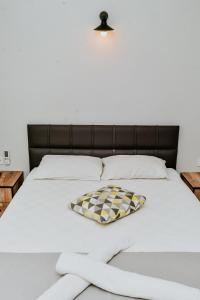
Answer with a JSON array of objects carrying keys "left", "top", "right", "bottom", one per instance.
[{"left": 0, "top": 0, "right": 200, "bottom": 175}]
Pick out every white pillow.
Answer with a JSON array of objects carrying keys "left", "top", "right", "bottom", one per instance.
[
  {"left": 101, "top": 155, "right": 168, "bottom": 180},
  {"left": 33, "top": 155, "right": 103, "bottom": 180}
]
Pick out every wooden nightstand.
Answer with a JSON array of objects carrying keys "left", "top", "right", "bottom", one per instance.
[
  {"left": 0, "top": 171, "right": 24, "bottom": 216},
  {"left": 181, "top": 172, "right": 200, "bottom": 201}
]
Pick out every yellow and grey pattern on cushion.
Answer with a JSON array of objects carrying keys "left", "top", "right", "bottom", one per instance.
[{"left": 70, "top": 185, "right": 146, "bottom": 224}]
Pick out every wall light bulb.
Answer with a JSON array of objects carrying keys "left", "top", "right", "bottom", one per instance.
[{"left": 100, "top": 31, "right": 108, "bottom": 37}]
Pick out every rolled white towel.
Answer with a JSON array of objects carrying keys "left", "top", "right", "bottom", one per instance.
[
  {"left": 56, "top": 236, "right": 133, "bottom": 275},
  {"left": 37, "top": 274, "right": 89, "bottom": 300},
  {"left": 37, "top": 237, "right": 133, "bottom": 300},
  {"left": 59, "top": 253, "right": 200, "bottom": 300}
]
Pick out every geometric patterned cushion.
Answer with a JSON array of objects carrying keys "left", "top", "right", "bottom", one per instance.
[{"left": 70, "top": 185, "right": 146, "bottom": 224}]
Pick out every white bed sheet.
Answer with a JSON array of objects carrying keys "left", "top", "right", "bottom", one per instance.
[{"left": 0, "top": 169, "right": 200, "bottom": 253}]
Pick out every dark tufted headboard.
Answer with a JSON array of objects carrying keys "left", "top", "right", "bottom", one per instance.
[{"left": 28, "top": 125, "right": 179, "bottom": 170}]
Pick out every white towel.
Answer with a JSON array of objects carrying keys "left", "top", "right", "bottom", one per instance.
[
  {"left": 37, "top": 237, "right": 133, "bottom": 300},
  {"left": 57, "top": 253, "right": 200, "bottom": 300}
]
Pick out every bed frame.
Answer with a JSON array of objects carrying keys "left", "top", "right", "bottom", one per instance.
[{"left": 28, "top": 125, "right": 179, "bottom": 170}]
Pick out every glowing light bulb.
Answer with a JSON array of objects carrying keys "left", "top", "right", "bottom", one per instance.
[{"left": 100, "top": 31, "right": 108, "bottom": 37}]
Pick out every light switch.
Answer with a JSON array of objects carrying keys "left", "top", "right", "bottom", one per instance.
[{"left": 4, "top": 151, "right": 10, "bottom": 165}]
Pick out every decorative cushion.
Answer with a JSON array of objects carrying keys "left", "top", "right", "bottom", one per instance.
[{"left": 70, "top": 185, "right": 146, "bottom": 224}]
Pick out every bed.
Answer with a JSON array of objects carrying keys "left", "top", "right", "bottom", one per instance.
[{"left": 0, "top": 125, "right": 200, "bottom": 300}]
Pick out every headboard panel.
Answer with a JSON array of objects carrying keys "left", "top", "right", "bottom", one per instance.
[{"left": 28, "top": 125, "right": 179, "bottom": 170}]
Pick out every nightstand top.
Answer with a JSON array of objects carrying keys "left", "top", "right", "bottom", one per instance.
[
  {"left": 181, "top": 172, "right": 200, "bottom": 189},
  {"left": 0, "top": 171, "right": 23, "bottom": 188}
]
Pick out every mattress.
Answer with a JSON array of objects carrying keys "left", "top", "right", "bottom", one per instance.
[
  {"left": 0, "top": 168, "right": 200, "bottom": 253},
  {"left": 0, "top": 252, "right": 200, "bottom": 300}
]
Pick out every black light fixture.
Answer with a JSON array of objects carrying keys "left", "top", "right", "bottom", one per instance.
[{"left": 94, "top": 11, "right": 114, "bottom": 37}]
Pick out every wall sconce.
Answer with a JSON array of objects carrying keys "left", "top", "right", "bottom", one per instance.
[{"left": 94, "top": 11, "right": 114, "bottom": 37}]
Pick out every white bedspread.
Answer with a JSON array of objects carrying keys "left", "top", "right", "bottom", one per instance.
[{"left": 0, "top": 169, "right": 200, "bottom": 253}]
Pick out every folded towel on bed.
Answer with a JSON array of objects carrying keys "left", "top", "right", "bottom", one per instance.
[{"left": 37, "top": 237, "right": 133, "bottom": 300}]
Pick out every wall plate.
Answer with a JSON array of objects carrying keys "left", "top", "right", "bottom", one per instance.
[{"left": 4, "top": 151, "right": 10, "bottom": 165}]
